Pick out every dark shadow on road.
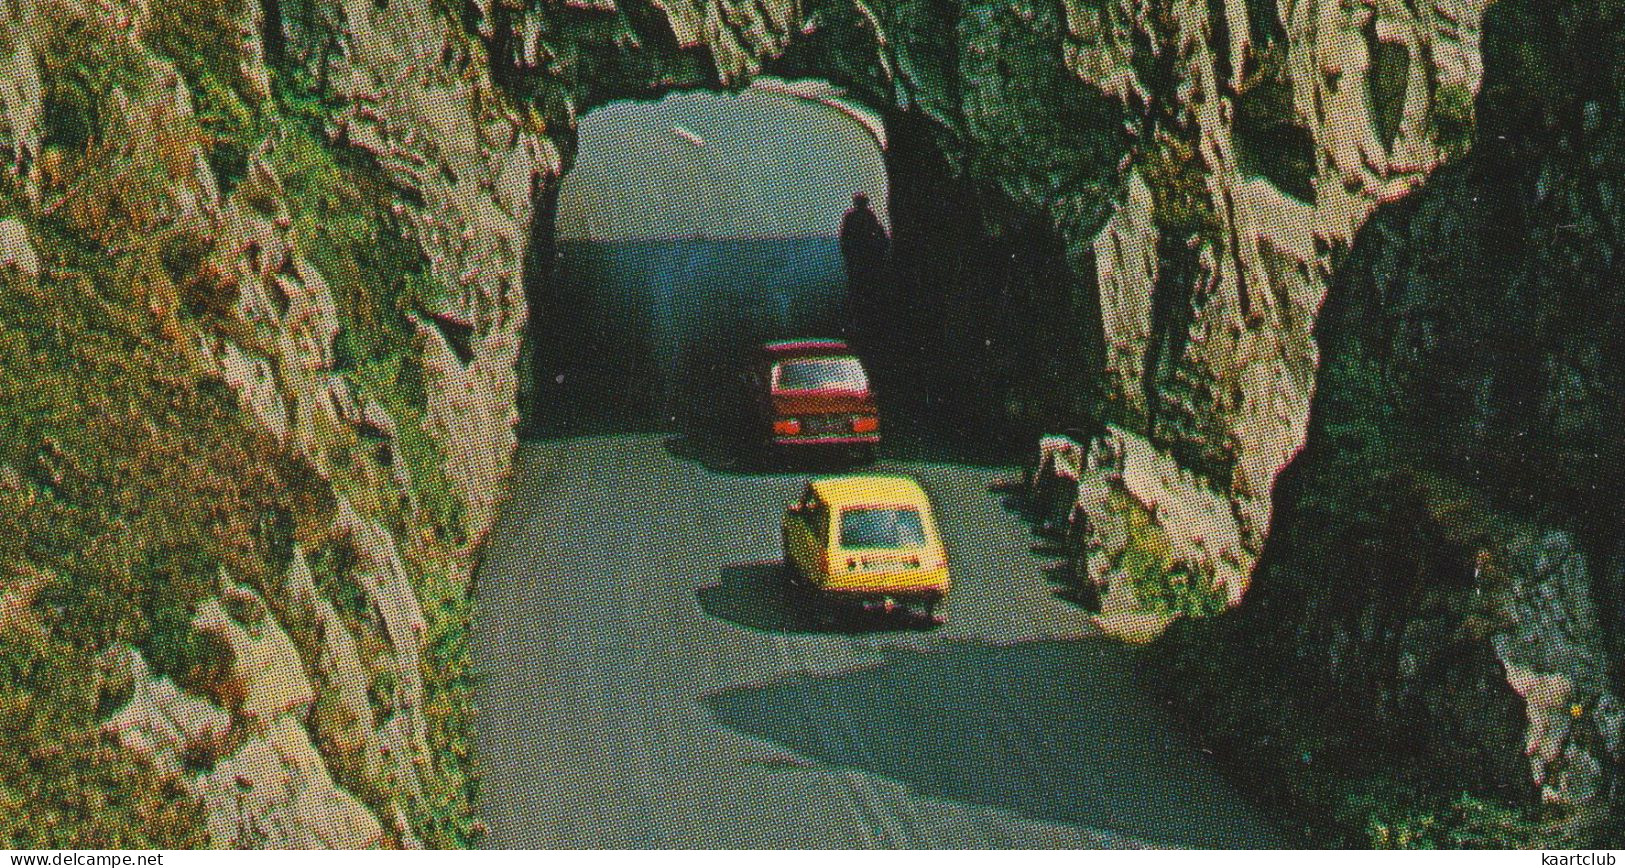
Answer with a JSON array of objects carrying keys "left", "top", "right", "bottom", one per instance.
[
  {"left": 663, "top": 434, "right": 876, "bottom": 478},
  {"left": 663, "top": 434, "right": 763, "bottom": 476},
  {"left": 699, "top": 561, "right": 930, "bottom": 635},
  {"left": 701, "top": 639, "right": 1288, "bottom": 848},
  {"left": 862, "top": 391, "right": 1035, "bottom": 469},
  {"left": 1044, "top": 562, "right": 1102, "bottom": 611}
]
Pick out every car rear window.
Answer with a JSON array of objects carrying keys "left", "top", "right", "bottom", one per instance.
[
  {"left": 774, "top": 357, "right": 869, "bottom": 392},
  {"left": 839, "top": 507, "right": 926, "bottom": 549}
]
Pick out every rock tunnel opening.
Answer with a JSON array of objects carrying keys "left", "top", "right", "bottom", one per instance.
[
  {"left": 518, "top": 96, "right": 1110, "bottom": 465},
  {"left": 521, "top": 83, "right": 890, "bottom": 442}
]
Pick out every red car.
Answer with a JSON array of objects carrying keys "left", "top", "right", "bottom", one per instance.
[{"left": 746, "top": 339, "right": 879, "bottom": 465}]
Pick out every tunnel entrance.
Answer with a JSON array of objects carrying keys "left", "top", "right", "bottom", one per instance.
[
  {"left": 526, "top": 84, "right": 888, "bottom": 443},
  {"left": 520, "top": 76, "right": 1105, "bottom": 466}
]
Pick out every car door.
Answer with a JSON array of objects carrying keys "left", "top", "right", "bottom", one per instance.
[{"left": 783, "top": 488, "right": 828, "bottom": 582}]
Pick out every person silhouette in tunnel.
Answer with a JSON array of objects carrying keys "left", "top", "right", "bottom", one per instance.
[{"left": 839, "top": 192, "right": 890, "bottom": 343}]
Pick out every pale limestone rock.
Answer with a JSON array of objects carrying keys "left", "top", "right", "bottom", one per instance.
[
  {"left": 648, "top": 0, "right": 798, "bottom": 81},
  {"left": 0, "top": 8, "right": 41, "bottom": 204},
  {"left": 214, "top": 338, "right": 293, "bottom": 443},
  {"left": 197, "top": 716, "right": 383, "bottom": 849},
  {"left": 0, "top": 218, "right": 38, "bottom": 279},
  {"left": 333, "top": 497, "right": 431, "bottom": 764},
  {"left": 1093, "top": 172, "right": 1160, "bottom": 420},
  {"left": 313, "top": 0, "right": 560, "bottom": 538},
  {"left": 105, "top": 647, "right": 385, "bottom": 849},
  {"left": 1060, "top": 427, "right": 1248, "bottom": 608},
  {"left": 1051, "top": 0, "right": 1501, "bottom": 631},
  {"left": 1492, "top": 531, "right": 1622, "bottom": 808},
  {"left": 102, "top": 648, "right": 233, "bottom": 782},
  {"left": 194, "top": 587, "right": 316, "bottom": 723},
  {"left": 283, "top": 549, "right": 379, "bottom": 767}
]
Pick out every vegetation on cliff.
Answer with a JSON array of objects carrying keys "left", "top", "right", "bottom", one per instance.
[{"left": 1, "top": 0, "right": 480, "bottom": 846}]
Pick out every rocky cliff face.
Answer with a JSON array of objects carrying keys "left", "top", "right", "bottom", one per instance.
[
  {"left": 0, "top": 0, "right": 1611, "bottom": 849},
  {"left": 1032, "top": 0, "right": 1495, "bottom": 635},
  {"left": 0, "top": 0, "right": 534, "bottom": 846},
  {"left": 1153, "top": 0, "right": 1625, "bottom": 844}
]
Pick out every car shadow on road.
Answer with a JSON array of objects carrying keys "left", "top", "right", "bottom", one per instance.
[
  {"left": 700, "top": 639, "right": 1289, "bottom": 848},
  {"left": 664, "top": 435, "right": 879, "bottom": 478},
  {"left": 664, "top": 434, "right": 762, "bottom": 476},
  {"left": 699, "top": 561, "right": 927, "bottom": 635}
]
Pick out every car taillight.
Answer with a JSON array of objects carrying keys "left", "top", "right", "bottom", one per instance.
[
  {"left": 773, "top": 418, "right": 801, "bottom": 435},
  {"left": 851, "top": 415, "right": 878, "bottom": 433}
]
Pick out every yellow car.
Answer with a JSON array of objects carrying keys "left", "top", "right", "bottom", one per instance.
[{"left": 781, "top": 475, "right": 949, "bottom": 625}]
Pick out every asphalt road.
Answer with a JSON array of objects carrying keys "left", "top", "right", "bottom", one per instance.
[{"left": 471, "top": 435, "right": 1285, "bottom": 847}]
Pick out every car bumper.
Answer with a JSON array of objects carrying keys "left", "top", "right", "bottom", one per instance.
[
  {"left": 772, "top": 434, "right": 880, "bottom": 446},
  {"left": 819, "top": 585, "right": 949, "bottom": 622},
  {"left": 818, "top": 569, "right": 949, "bottom": 600}
]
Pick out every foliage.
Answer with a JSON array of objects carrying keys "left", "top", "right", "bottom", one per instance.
[
  {"left": 1134, "top": 129, "right": 1222, "bottom": 243},
  {"left": 1108, "top": 488, "right": 1228, "bottom": 617},
  {"left": 0, "top": 635, "right": 209, "bottom": 848},
  {"left": 1344, "top": 785, "right": 1564, "bottom": 850},
  {"left": 416, "top": 590, "right": 480, "bottom": 847},
  {"left": 142, "top": 0, "right": 264, "bottom": 194},
  {"left": 1432, "top": 83, "right": 1477, "bottom": 163},
  {"left": 273, "top": 129, "right": 467, "bottom": 544}
]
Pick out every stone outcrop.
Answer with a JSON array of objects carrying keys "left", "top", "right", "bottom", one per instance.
[
  {"left": 104, "top": 638, "right": 384, "bottom": 849},
  {"left": 1047, "top": 0, "right": 1497, "bottom": 629},
  {"left": 1495, "top": 530, "right": 1620, "bottom": 808}
]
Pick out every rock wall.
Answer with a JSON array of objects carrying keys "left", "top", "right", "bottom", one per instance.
[
  {"left": 0, "top": 0, "right": 530, "bottom": 846},
  {"left": 1038, "top": 0, "right": 1496, "bottom": 633},
  {"left": 1151, "top": 0, "right": 1625, "bottom": 842}
]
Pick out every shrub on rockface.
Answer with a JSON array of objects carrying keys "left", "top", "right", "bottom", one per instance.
[
  {"left": 143, "top": 0, "right": 264, "bottom": 194},
  {"left": 0, "top": 635, "right": 209, "bottom": 848}
]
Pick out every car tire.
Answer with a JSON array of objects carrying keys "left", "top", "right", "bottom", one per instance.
[{"left": 920, "top": 600, "right": 946, "bottom": 629}]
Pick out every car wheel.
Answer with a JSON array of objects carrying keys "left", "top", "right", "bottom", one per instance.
[
  {"left": 920, "top": 600, "right": 946, "bottom": 628},
  {"left": 814, "top": 604, "right": 837, "bottom": 629}
]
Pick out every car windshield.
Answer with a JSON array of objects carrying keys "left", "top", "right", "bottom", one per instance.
[
  {"left": 774, "top": 357, "right": 868, "bottom": 392},
  {"left": 839, "top": 507, "right": 926, "bottom": 549}
]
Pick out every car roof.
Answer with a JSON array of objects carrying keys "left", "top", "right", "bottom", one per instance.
[
  {"left": 809, "top": 475, "right": 930, "bottom": 508},
  {"left": 762, "top": 338, "right": 850, "bottom": 357}
]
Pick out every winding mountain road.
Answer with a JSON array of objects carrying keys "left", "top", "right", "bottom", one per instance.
[
  {"left": 471, "top": 234, "right": 1282, "bottom": 847},
  {"left": 472, "top": 435, "right": 1284, "bottom": 847}
]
